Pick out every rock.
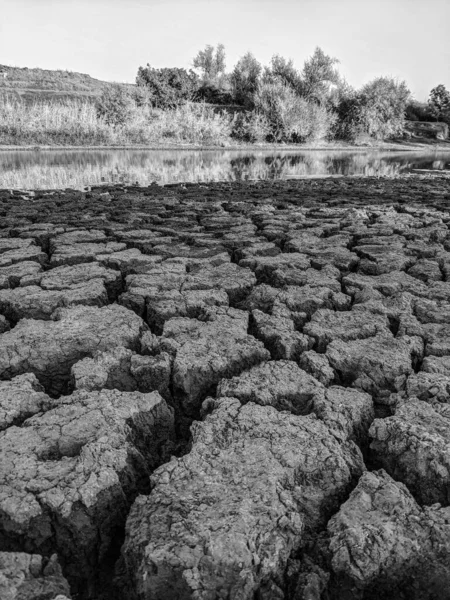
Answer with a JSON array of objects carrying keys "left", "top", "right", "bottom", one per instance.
[
  {"left": 0, "top": 304, "right": 146, "bottom": 395},
  {"left": 71, "top": 346, "right": 171, "bottom": 400},
  {"left": 0, "top": 373, "right": 57, "bottom": 431},
  {"left": 370, "top": 398, "right": 450, "bottom": 504},
  {"left": 216, "top": 360, "right": 323, "bottom": 415},
  {"left": 147, "top": 307, "right": 270, "bottom": 416},
  {"left": 298, "top": 350, "right": 335, "bottom": 386},
  {"left": 325, "top": 335, "right": 422, "bottom": 402},
  {"left": 0, "top": 389, "right": 174, "bottom": 595},
  {"left": 328, "top": 470, "right": 450, "bottom": 599},
  {"left": 304, "top": 308, "right": 391, "bottom": 352},
  {"left": 121, "top": 397, "right": 364, "bottom": 600},
  {"left": 0, "top": 552, "right": 72, "bottom": 600}
]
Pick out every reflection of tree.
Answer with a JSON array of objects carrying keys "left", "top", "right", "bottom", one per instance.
[{"left": 0, "top": 149, "right": 448, "bottom": 189}]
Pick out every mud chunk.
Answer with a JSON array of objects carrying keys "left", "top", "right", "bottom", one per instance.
[
  {"left": 50, "top": 241, "right": 126, "bottom": 267},
  {"left": 326, "top": 335, "right": 422, "bottom": 402},
  {"left": 239, "top": 252, "right": 310, "bottom": 285},
  {"left": 49, "top": 229, "right": 108, "bottom": 248},
  {"left": 285, "top": 235, "right": 358, "bottom": 271},
  {"left": 149, "top": 307, "right": 270, "bottom": 416},
  {"left": 235, "top": 241, "right": 280, "bottom": 261},
  {"left": 0, "top": 315, "right": 9, "bottom": 333},
  {"left": 0, "top": 244, "right": 47, "bottom": 268},
  {"left": 0, "top": 552, "right": 72, "bottom": 600},
  {"left": 422, "top": 355, "right": 450, "bottom": 376},
  {"left": 312, "top": 386, "right": 374, "bottom": 445},
  {"left": 328, "top": 470, "right": 450, "bottom": 600},
  {"left": 97, "top": 248, "right": 164, "bottom": 275},
  {"left": 407, "top": 258, "right": 442, "bottom": 282},
  {"left": 251, "top": 309, "right": 312, "bottom": 360},
  {"left": 121, "top": 398, "right": 364, "bottom": 600},
  {"left": 406, "top": 371, "right": 450, "bottom": 403},
  {"left": 183, "top": 262, "right": 256, "bottom": 304},
  {"left": 36, "top": 262, "right": 122, "bottom": 298},
  {"left": 0, "top": 304, "right": 146, "bottom": 395},
  {"left": 304, "top": 308, "right": 391, "bottom": 352},
  {"left": 0, "top": 280, "right": 108, "bottom": 321},
  {"left": 370, "top": 398, "right": 450, "bottom": 504},
  {"left": 0, "top": 261, "right": 43, "bottom": 289},
  {"left": 216, "top": 360, "right": 323, "bottom": 415},
  {"left": 355, "top": 243, "right": 413, "bottom": 275},
  {"left": 271, "top": 265, "right": 341, "bottom": 292},
  {"left": 71, "top": 346, "right": 171, "bottom": 400},
  {"left": 0, "top": 374, "right": 57, "bottom": 431},
  {"left": 0, "top": 389, "right": 174, "bottom": 595},
  {"left": 298, "top": 350, "right": 335, "bottom": 386}
]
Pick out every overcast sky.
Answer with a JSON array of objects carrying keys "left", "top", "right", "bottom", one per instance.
[{"left": 1, "top": 0, "right": 449, "bottom": 100}]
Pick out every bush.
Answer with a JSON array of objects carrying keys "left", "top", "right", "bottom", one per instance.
[
  {"left": 136, "top": 65, "right": 198, "bottom": 108},
  {"left": 231, "top": 112, "right": 271, "bottom": 142},
  {"left": 254, "top": 82, "right": 336, "bottom": 142},
  {"left": 95, "top": 85, "right": 135, "bottom": 126}
]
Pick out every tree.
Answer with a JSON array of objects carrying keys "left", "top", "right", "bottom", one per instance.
[
  {"left": 338, "top": 77, "right": 410, "bottom": 140},
  {"left": 193, "top": 44, "right": 226, "bottom": 84},
  {"left": 231, "top": 52, "right": 262, "bottom": 106},
  {"left": 136, "top": 65, "right": 198, "bottom": 108},
  {"left": 263, "top": 55, "right": 302, "bottom": 93},
  {"left": 301, "top": 47, "right": 341, "bottom": 104},
  {"left": 428, "top": 85, "right": 450, "bottom": 123}
]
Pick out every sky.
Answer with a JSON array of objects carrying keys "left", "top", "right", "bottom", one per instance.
[{"left": 1, "top": 0, "right": 449, "bottom": 101}]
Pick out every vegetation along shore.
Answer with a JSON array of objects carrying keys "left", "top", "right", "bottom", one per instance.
[{"left": 1, "top": 45, "right": 449, "bottom": 148}]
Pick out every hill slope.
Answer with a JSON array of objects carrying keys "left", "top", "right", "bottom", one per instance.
[{"left": 0, "top": 65, "right": 134, "bottom": 102}]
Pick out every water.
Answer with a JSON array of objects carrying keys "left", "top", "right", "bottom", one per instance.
[{"left": 0, "top": 148, "right": 449, "bottom": 190}]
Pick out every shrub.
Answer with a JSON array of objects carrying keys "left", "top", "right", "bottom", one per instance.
[
  {"left": 428, "top": 84, "right": 450, "bottom": 123},
  {"left": 231, "top": 52, "right": 262, "bottom": 107},
  {"left": 136, "top": 65, "right": 198, "bottom": 108},
  {"left": 231, "top": 112, "right": 271, "bottom": 142},
  {"left": 254, "top": 82, "right": 336, "bottom": 142},
  {"left": 95, "top": 85, "right": 135, "bottom": 126}
]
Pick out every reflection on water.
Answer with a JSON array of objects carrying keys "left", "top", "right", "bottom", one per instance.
[{"left": 0, "top": 149, "right": 449, "bottom": 190}]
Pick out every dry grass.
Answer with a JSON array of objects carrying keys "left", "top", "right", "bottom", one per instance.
[{"left": 0, "top": 98, "right": 233, "bottom": 146}]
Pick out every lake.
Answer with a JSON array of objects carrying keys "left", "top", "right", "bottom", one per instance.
[{"left": 0, "top": 149, "right": 449, "bottom": 190}]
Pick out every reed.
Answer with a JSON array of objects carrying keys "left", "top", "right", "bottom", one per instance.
[{"left": 0, "top": 97, "right": 233, "bottom": 146}]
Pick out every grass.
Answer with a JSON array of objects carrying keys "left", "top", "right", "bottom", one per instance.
[{"left": 0, "top": 97, "right": 234, "bottom": 146}]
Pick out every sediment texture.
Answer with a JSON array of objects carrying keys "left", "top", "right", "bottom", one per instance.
[{"left": 1, "top": 176, "right": 450, "bottom": 599}]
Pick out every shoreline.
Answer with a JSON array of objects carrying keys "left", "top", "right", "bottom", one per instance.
[{"left": 1, "top": 139, "right": 450, "bottom": 152}]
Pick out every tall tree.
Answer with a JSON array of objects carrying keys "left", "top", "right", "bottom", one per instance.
[
  {"left": 231, "top": 52, "right": 262, "bottom": 106},
  {"left": 428, "top": 85, "right": 450, "bottom": 122},
  {"left": 263, "top": 55, "right": 302, "bottom": 93},
  {"left": 193, "top": 44, "right": 226, "bottom": 84},
  {"left": 301, "top": 47, "right": 341, "bottom": 104}
]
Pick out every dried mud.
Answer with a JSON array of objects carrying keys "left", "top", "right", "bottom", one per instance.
[{"left": 1, "top": 175, "right": 450, "bottom": 600}]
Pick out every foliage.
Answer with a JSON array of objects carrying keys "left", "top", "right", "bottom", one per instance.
[
  {"left": 428, "top": 85, "right": 450, "bottom": 123},
  {"left": 194, "top": 84, "right": 234, "bottom": 105},
  {"left": 301, "top": 47, "right": 341, "bottom": 104},
  {"left": 136, "top": 65, "right": 198, "bottom": 108},
  {"left": 192, "top": 44, "right": 226, "bottom": 85},
  {"left": 0, "top": 97, "right": 233, "bottom": 146},
  {"left": 95, "top": 85, "right": 135, "bottom": 126},
  {"left": 405, "top": 100, "right": 434, "bottom": 122},
  {"left": 231, "top": 52, "right": 262, "bottom": 107},
  {"left": 263, "top": 55, "right": 302, "bottom": 93},
  {"left": 254, "top": 81, "right": 336, "bottom": 142},
  {"left": 230, "top": 111, "right": 271, "bottom": 142},
  {"left": 336, "top": 77, "right": 410, "bottom": 140}
]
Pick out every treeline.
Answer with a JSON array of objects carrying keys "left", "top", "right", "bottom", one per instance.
[
  {"left": 96, "top": 44, "right": 449, "bottom": 144},
  {"left": 1, "top": 46, "right": 449, "bottom": 146}
]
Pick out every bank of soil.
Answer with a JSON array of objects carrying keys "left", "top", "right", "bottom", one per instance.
[{"left": 1, "top": 175, "right": 450, "bottom": 600}]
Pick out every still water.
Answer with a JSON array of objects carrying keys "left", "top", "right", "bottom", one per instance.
[{"left": 0, "top": 149, "right": 449, "bottom": 190}]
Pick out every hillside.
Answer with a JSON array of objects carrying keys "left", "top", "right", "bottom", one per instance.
[{"left": 0, "top": 64, "right": 134, "bottom": 102}]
